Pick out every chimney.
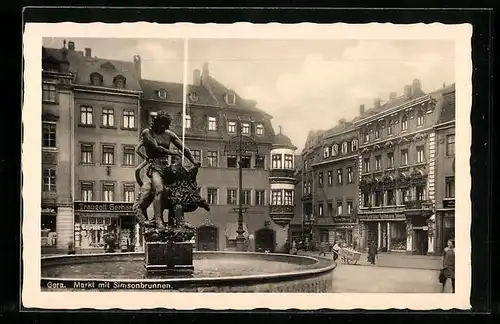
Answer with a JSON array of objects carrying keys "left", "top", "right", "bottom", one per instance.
[
  {"left": 404, "top": 85, "right": 412, "bottom": 98},
  {"left": 389, "top": 92, "right": 397, "bottom": 100},
  {"left": 193, "top": 69, "right": 201, "bottom": 86},
  {"left": 84, "top": 48, "right": 92, "bottom": 57},
  {"left": 68, "top": 41, "right": 75, "bottom": 51},
  {"left": 412, "top": 79, "right": 421, "bottom": 95},
  {"left": 202, "top": 63, "right": 209, "bottom": 77},
  {"left": 359, "top": 104, "right": 365, "bottom": 115},
  {"left": 133, "top": 55, "right": 142, "bottom": 79},
  {"left": 374, "top": 98, "right": 381, "bottom": 110}
]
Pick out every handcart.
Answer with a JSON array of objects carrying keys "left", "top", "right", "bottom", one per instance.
[{"left": 338, "top": 248, "right": 362, "bottom": 265}]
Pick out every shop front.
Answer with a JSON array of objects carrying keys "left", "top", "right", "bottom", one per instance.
[
  {"left": 436, "top": 198, "right": 455, "bottom": 254},
  {"left": 73, "top": 201, "right": 141, "bottom": 252},
  {"left": 331, "top": 216, "right": 357, "bottom": 247},
  {"left": 41, "top": 205, "right": 57, "bottom": 247},
  {"left": 358, "top": 213, "right": 407, "bottom": 252}
]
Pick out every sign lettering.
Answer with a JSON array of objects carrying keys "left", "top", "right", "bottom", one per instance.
[
  {"left": 359, "top": 213, "right": 405, "bottom": 221},
  {"left": 74, "top": 202, "right": 133, "bottom": 212},
  {"left": 41, "top": 207, "right": 57, "bottom": 214},
  {"left": 443, "top": 199, "right": 455, "bottom": 209}
]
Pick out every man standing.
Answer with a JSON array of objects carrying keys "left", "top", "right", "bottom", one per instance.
[{"left": 367, "top": 241, "right": 378, "bottom": 265}]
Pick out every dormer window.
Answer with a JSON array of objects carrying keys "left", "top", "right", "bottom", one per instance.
[
  {"left": 225, "top": 92, "right": 236, "bottom": 105},
  {"left": 323, "top": 146, "right": 330, "bottom": 158},
  {"left": 158, "top": 89, "right": 167, "bottom": 99},
  {"left": 113, "top": 75, "right": 126, "bottom": 89},
  {"left": 351, "top": 139, "right": 359, "bottom": 151},
  {"left": 241, "top": 123, "right": 250, "bottom": 135},
  {"left": 401, "top": 114, "right": 408, "bottom": 131},
  {"left": 90, "top": 72, "right": 103, "bottom": 86},
  {"left": 331, "top": 144, "right": 339, "bottom": 156},
  {"left": 228, "top": 121, "right": 236, "bottom": 133},
  {"left": 341, "top": 142, "right": 348, "bottom": 154},
  {"left": 374, "top": 123, "right": 380, "bottom": 139},
  {"left": 256, "top": 123, "right": 265, "bottom": 136},
  {"left": 417, "top": 110, "right": 424, "bottom": 126},
  {"left": 188, "top": 92, "right": 199, "bottom": 102}
]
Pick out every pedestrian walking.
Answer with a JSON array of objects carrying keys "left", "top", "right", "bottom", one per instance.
[
  {"left": 319, "top": 240, "right": 327, "bottom": 257},
  {"left": 352, "top": 239, "right": 358, "bottom": 252},
  {"left": 367, "top": 241, "right": 378, "bottom": 265},
  {"left": 332, "top": 241, "right": 340, "bottom": 261},
  {"left": 441, "top": 239, "right": 455, "bottom": 293}
]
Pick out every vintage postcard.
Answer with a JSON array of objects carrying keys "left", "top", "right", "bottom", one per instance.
[{"left": 22, "top": 22, "right": 472, "bottom": 310}]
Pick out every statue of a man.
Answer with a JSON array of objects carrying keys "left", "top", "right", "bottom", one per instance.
[{"left": 135, "top": 110, "right": 200, "bottom": 230}]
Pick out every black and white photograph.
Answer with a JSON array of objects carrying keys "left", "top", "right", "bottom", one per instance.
[{"left": 23, "top": 22, "right": 472, "bottom": 310}]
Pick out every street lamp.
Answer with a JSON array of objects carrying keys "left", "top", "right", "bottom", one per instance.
[{"left": 223, "top": 117, "right": 259, "bottom": 252}]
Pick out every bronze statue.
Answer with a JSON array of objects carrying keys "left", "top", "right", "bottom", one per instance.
[{"left": 133, "top": 110, "right": 210, "bottom": 242}]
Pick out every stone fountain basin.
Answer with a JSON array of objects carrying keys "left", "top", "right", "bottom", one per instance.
[{"left": 41, "top": 251, "right": 336, "bottom": 292}]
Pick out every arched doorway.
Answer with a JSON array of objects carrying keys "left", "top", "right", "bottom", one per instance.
[
  {"left": 255, "top": 228, "right": 276, "bottom": 253},
  {"left": 197, "top": 226, "right": 218, "bottom": 251}
]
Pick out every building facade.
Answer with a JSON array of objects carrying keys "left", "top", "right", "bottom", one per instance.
[
  {"left": 355, "top": 80, "right": 453, "bottom": 255},
  {"left": 139, "top": 63, "right": 293, "bottom": 253},
  {"left": 433, "top": 85, "right": 456, "bottom": 254},
  {"left": 41, "top": 44, "right": 74, "bottom": 249}
]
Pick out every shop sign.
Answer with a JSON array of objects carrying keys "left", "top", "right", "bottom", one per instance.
[
  {"left": 359, "top": 213, "right": 405, "bottom": 221},
  {"left": 41, "top": 206, "right": 57, "bottom": 215},
  {"left": 74, "top": 202, "right": 133, "bottom": 213},
  {"left": 316, "top": 217, "right": 333, "bottom": 225},
  {"left": 443, "top": 199, "right": 455, "bottom": 209},
  {"left": 81, "top": 224, "right": 108, "bottom": 231},
  {"left": 333, "top": 216, "right": 354, "bottom": 224}
]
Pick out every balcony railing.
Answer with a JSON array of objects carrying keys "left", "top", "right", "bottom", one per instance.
[
  {"left": 404, "top": 200, "right": 433, "bottom": 210},
  {"left": 270, "top": 169, "right": 295, "bottom": 178}
]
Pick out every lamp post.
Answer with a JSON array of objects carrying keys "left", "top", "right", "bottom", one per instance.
[{"left": 223, "top": 117, "right": 259, "bottom": 252}]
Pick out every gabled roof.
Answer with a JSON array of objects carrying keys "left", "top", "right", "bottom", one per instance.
[
  {"left": 65, "top": 50, "right": 142, "bottom": 91},
  {"left": 139, "top": 79, "right": 219, "bottom": 106}
]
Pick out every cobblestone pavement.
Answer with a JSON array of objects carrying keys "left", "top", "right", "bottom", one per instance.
[{"left": 331, "top": 261, "right": 448, "bottom": 293}]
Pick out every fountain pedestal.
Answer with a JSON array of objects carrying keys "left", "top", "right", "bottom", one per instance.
[{"left": 145, "top": 241, "right": 194, "bottom": 275}]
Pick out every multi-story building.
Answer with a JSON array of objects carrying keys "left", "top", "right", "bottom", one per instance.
[
  {"left": 354, "top": 79, "right": 454, "bottom": 255},
  {"left": 41, "top": 43, "right": 74, "bottom": 250},
  {"left": 139, "top": 63, "right": 294, "bottom": 252},
  {"left": 64, "top": 41, "right": 143, "bottom": 252},
  {"left": 433, "top": 85, "right": 455, "bottom": 254},
  {"left": 301, "top": 120, "right": 360, "bottom": 247}
]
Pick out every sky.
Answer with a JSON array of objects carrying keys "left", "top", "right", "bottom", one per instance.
[{"left": 43, "top": 37, "right": 455, "bottom": 150}]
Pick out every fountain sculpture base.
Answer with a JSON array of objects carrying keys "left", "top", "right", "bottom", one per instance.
[{"left": 145, "top": 241, "right": 194, "bottom": 275}]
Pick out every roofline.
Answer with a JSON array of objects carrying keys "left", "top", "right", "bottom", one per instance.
[
  {"left": 434, "top": 120, "right": 455, "bottom": 130},
  {"left": 74, "top": 85, "right": 142, "bottom": 98},
  {"left": 324, "top": 127, "right": 357, "bottom": 139},
  {"left": 42, "top": 70, "right": 72, "bottom": 79},
  {"left": 311, "top": 154, "right": 357, "bottom": 168},
  {"left": 141, "top": 97, "right": 220, "bottom": 109}
]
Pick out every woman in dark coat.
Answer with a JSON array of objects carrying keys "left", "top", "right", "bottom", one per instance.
[
  {"left": 441, "top": 239, "right": 455, "bottom": 293},
  {"left": 367, "top": 241, "right": 378, "bottom": 265}
]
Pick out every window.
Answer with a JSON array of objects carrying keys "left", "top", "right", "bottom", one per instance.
[
  {"left": 207, "top": 188, "right": 218, "bottom": 205},
  {"left": 347, "top": 201, "right": 353, "bottom": 214},
  {"left": 401, "top": 115, "right": 408, "bottom": 131},
  {"left": 255, "top": 190, "right": 265, "bottom": 205},
  {"left": 241, "top": 123, "right": 250, "bottom": 135},
  {"left": 227, "top": 155, "right": 237, "bottom": 168},
  {"left": 347, "top": 167, "right": 353, "bottom": 183},
  {"left": 363, "top": 193, "right": 370, "bottom": 207},
  {"left": 123, "top": 184, "right": 135, "bottom": 202},
  {"left": 387, "top": 189, "right": 395, "bottom": 205},
  {"left": 416, "top": 186, "right": 424, "bottom": 201},
  {"left": 336, "top": 201, "right": 343, "bottom": 215},
  {"left": 80, "top": 106, "right": 93, "bottom": 125},
  {"left": 351, "top": 139, "right": 358, "bottom": 151},
  {"left": 327, "top": 171, "right": 333, "bottom": 186},
  {"left": 102, "top": 145, "right": 115, "bottom": 165},
  {"left": 272, "top": 154, "right": 282, "bottom": 169},
  {"left": 387, "top": 152, "right": 394, "bottom": 168},
  {"left": 43, "top": 169, "right": 56, "bottom": 192},
  {"left": 102, "top": 108, "right": 114, "bottom": 127},
  {"left": 284, "top": 190, "right": 293, "bottom": 205},
  {"left": 445, "top": 177, "right": 455, "bottom": 198},
  {"left": 332, "top": 144, "right": 339, "bottom": 156},
  {"left": 374, "top": 190, "right": 382, "bottom": 206},
  {"left": 225, "top": 93, "right": 236, "bottom": 105},
  {"left": 324, "top": 146, "right": 330, "bottom": 158},
  {"left": 158, "top": 89, "right": 167, "bottom": 99},
  {"left": 337, "top": 169, "right": 343, "bottom": 185},
  {"left": 387, "top": 120, "right": 393, "bottom": 135},
  {"left": 341, "top": 142, "right": 348, "bottom": 154},
  {"left": 102, "top": 183, "right": 115, "bottom": 202},
  {"left": 401, "top": 149, "right": 409, "bottom": 165},
  {"left": 192, "top": 150, "right": 201, "bottom": 163},
  {"left": 364, "top": 131, "right": 370, "bottom": 143},
  {"left": 207, "top": 151, "right": 218, "bottom": 167},
  {"left": 271, "top": 190, "right": 283, "bottom": 205},
  {"left": 318, "top": 172, "right": 324, "bottom": 186},
  {"left": 417, "top": 110, "right": 424, "bottom": 126},
  {"left": 256, "top": 124, "right": 264, "bottom": 136},
  {"left": 114, "top": 76, "right": 126, "bottom": 89},
  {"left": 327, "top": 202, "right": 333, "bottom": 216},
  {"left": 208, "top": 117, "right": 217, "bottom": 131},
  {"left": 363, "top": 158, "right": 370, "bottom": 172},
  {"left": 228, "top": 121, "right": 236, "bottom": 133},
  {"left": 402, "top": 189, "right": 409, "bottom": 203},
  {"left": 227, "top": 189, "right": 237, "bottom": 205},
  {"left": 318, "top": 203, "right": 324, "bottom": 216},
  {"left": 242, "top": 190, "right": 251, "bottom": 205},
  {"left": 42, "top": 83, "right": 57, "bottom": 103},
  {"left": 241, "top": 155, "right": 251, "bottom": 169},
  {"left": 255, "top": 155, "right": 265, "bottom": 169},
  {"left": 284, "top": 154, "right": 293, "bottom": 169},
  {"left": 123, "top": 146, "right": 135, "bottom": 166},
  {"left": 42, "top": 123, "right": 56, "bottom": 148},
  {"left": 123, "top": 110, "right": 135, "bottom": 129},
  {"left": 81, "top": 143, "right": 94, "bottom": 164},
  {"left": 375, "top": 155, "right": 381, "bottom": 170},
  {"left": 81, "top": 182, "right": 93, "bottom": 201},
  {"left": 417, "top": 146, "right": 425, "bottom": 163},
  {"left": 374, "top": 124, "right": 380, "bottom": 139},
  {"left": 184, "top": 115, "right": 191, "bottom": 129},
  {"left": 446, "top": 134, "right": 455, "bottom": 156},
  {"left": 90, "top": 73, "right": 103, "bottom": 86}
]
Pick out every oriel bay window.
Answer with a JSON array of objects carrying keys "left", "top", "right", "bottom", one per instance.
[
  {"left": 42, "top": 123, "right": 56, "bottom": 148},
  {"left": 272, "top": 154, "right": 282, "bottom": 169},
  {"left": 284, "top": 154, "right": 293, "bottom": 169},
  {"left": 271, "top": 190, "right": 283, "bottom": 205},
  {"left": 284, "top": 190, "right": 293, "bottom": 206},
  {"left": 102, "top": 183, "right": 115, "bottom": 202}
]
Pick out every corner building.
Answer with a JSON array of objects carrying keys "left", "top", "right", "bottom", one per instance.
[
  {"left": 355, "top": 80, "right": 454, "bottom": 255},
  {"left": 139, "top": 63, "right": 294, "bottom": 252}
]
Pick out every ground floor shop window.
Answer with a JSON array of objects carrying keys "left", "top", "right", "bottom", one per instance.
[
  {"left": 390, "top": 222, "right": 406, "bottom": 250},
  {"left": 41, "top": 215, "right": 57, "bottom": 247},
  {"left": 79, "top": 216, "right": 116, "bottom": 249}
]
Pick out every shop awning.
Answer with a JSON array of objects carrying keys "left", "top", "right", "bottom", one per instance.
[{"left": 225, "top": 222, "right": 249, "bottom": 240}]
